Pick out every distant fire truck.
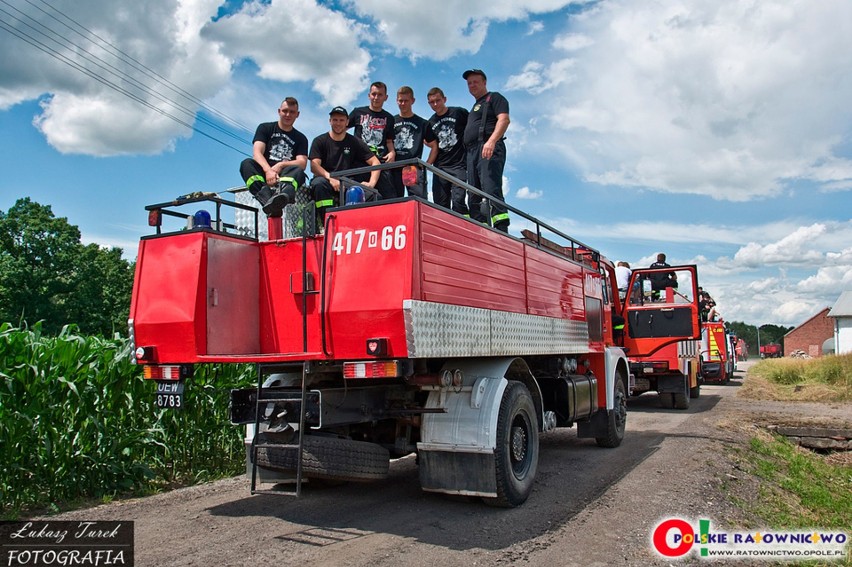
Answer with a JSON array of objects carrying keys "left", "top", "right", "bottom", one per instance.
[
  {"left": 701, "top": 321, "right": 733, "bottom": 384},
  {"left": 760, "top": 343, "right": 783, "bottom": 358},
  {"left": 129, "top": 161, "right": 701, "bottom": 507}
]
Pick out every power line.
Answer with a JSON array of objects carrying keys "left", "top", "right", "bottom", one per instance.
[
  {"left": 30, "top": 0, "right": 253, "bottom": 136},
  {"left": 0, "top": 0, "right": 252, "bottom": 156}
]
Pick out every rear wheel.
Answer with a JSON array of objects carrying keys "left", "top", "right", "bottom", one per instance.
[
  {"left": 659, "top": 392, "right": 675, "bottom": 409},
  {"left": 484, "top": 381, "right": 539, "bottom": 508}
]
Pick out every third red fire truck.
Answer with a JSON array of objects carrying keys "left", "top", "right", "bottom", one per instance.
[{"left": 129, "top": 160, "right": 701, "bottom": 507}]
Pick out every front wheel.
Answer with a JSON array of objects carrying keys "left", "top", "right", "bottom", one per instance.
[
  {"left": 596, "top": 377, "right": 627, "bottom": 448},
  {"left": 484, "top": 381, "right": 539, "bottom": 508},
  {"left": 689, "top": 383, "right": 701, "bottom": 399}
]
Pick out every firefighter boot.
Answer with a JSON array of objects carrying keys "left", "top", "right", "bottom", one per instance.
[{"left": 254, "top": 185, "right": 291, "bottom": 218}]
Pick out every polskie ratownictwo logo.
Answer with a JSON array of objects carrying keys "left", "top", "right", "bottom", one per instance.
[
  {"left": 1, "top": 521, "right": 134, "bottom": 566},
  {"left": 651, "top": 517, "right": 848, "bottom": 561}
]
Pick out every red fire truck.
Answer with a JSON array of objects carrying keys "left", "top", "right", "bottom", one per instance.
[
  {"left": 760, "top": 343, "right": 782, "bottom": 358},
  {"left": 129, "top": 161, "right": 701, "bottom": 506},
  {"left": 625, "top": 273, "right": 703, "bottom": 408},
  {"left": 701, "top": 321, "right": 732, "bottom": 384}
]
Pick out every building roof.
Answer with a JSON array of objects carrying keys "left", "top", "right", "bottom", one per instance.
[
  {"left": 784, "top": 307, "right": 831, "bottom": 337},
  {"left": 828, "top": 290, "right": 852, "bottom": 317}
]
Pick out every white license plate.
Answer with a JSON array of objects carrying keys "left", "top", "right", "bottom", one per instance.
[{"left": 155, "top": 381, "right": 184, "bottom": 409}]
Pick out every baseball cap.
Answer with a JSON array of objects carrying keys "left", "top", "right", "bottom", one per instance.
[
  {"left": 462, "top": 69, "right": 487, "bottom": 80},
  {"left": 329, "top": 106, "right": 348, "bottom": 117}
]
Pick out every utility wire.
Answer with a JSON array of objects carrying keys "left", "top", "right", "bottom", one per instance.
[
  {"left": 0, "top": 13, "right": 249, "bottom": 156},
  {"left": 30, "top": 0, "right": 253, "bottom": 136},
  {"left": 0, "top": 0, "right": 252, "bottom": 156}
]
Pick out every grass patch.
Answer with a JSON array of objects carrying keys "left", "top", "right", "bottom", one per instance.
[
  {"left": 738, "top": 354, "right": 852, "bottom": 402},
  {"left": 722, "top": 355, "right": 852, "bottom": 564},
  {"left": 743, "top": 435, "right": 851, "bottom": 529}
]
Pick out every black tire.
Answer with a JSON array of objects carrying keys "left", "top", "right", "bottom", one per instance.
[
  {"left": 483, "top": 381, "right": 539, "bottom": 508},
  {"left": 689, "top": 383, "right": 701, "bottom": 399},
  {"left": 673, "top": 379, "right": 690, "bottom": 409},
  {"left": 254, "top": 435, "right": 389, "bottom": 481},
  {"left": 659, "top": 392, "right": 675, "bottom": 409},
  {"left": 596, "top": 377, "right": 627, "bottom": 448}
]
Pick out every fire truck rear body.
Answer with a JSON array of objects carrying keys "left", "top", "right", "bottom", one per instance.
[
  {"left": 701, "top": 321, "right": 732, "bottom": 384},
  {"left": 129, "top": 165, "right": 701, "bottom": 506}
]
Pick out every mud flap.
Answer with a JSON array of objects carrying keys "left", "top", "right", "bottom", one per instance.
[
  {"left": 418, "top": 359, "right": 512, "bottom": 497},
  {"left": 419, "top": 450, "right": 496, "bottom": 496},
  {"left": 656, "top": 373, "right": 686, "bottom": 393},
  {"left": 576, "top": 409, "right": 609, "bottom": 438}
]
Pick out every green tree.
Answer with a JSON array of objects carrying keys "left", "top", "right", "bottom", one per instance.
[{"left": 0, "top": 198, "right": 133, "bottom": 336}]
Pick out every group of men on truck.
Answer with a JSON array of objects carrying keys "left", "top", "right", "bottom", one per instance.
[{"left": 238, "top": 69, "right": 512, "bottom": 232}]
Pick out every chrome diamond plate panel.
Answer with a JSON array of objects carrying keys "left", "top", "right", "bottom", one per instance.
[
  {"left": 404, "top": 300, "right": 590, "bottom": 358},
  {"left": 234, "top": 190, "right": 267, "bottom": 241}
]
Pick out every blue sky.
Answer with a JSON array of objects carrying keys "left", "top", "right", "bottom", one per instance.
[{"left": 1, "top": 0, "right": 850, "bottom": 328}]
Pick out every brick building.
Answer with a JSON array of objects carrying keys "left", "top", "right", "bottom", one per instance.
[{"left": 783, "top": 307, "right": 833, "bottom": 357}]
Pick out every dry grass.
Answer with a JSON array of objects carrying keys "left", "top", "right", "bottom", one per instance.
[{"left": 738, "top": 354, "right": 852, "bottom": 402}]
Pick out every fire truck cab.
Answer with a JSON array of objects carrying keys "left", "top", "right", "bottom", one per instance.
[
  {"left": 129, "top": 160, "right": 702, "bottom": 506},
  {"left": 623, "top": 268, "right": 703, "bottom": 408}
]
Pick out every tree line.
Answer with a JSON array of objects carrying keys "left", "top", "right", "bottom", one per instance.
[{"left": 0, "top": 198, "right": 133, "bottom": 337}]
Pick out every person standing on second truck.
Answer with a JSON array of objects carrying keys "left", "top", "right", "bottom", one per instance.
[
  {"left": 425, "top": 87, "right": 469, "bottom": 215},
  {"left": 462, "top": 69, "right": 510, "bottom": 232},
  {"left": 392, "top": 86, "right": 428, "bottom": 198}
]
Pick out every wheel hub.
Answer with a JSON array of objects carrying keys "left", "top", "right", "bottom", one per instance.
[{"left": 510, "top": 425, "right": 527, "bottom": 462}]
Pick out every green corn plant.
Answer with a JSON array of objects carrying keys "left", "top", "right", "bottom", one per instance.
[{"left": 0, "top": 323, "right": 254, "bottom": 516}]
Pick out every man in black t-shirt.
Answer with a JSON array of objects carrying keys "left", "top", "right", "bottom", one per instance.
[
  {"left": 391, "top": 85, "right": 428, "bottom": 198},
  {"left": 239, "top": 97, "right": 308, "bottom": 217},
  {"left": 425, "top": 87, "right": 469, "bottom": 215},
  {"left": 462, "top": 69, "right": 510, "bottom": 232},
  {"left": 648, "top": 253, "right": 678, "bottom": 299},
  {"left": 309, "top": 106, "right": 382, "bottom": 222},
  {"left": 349, "top": 81, "right": 396, "bottom": 199}
]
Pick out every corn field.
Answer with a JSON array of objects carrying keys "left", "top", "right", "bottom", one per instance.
[{"left": 0, "top": 323, "right": 255, "bottom": 516}]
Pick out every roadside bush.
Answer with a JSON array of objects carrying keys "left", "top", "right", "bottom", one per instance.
[{"left": 0, "top": 323, "right": 254, "bottom": 515}]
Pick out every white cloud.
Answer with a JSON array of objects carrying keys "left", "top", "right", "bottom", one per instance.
[
  {"left": 552, "top": 32, "right": 593, "bottom": 51},
  {"left": 202, "top": 0, "right": 371, "bottom": 106},
  {"left": 1, "top": 0, "right": 231, "bottom": 155},
  {"left": 0, "top": 0, "right": 371, "bottom": 155},
  {"left": 528, "top": 0, "right": 852, "bottom": 201},
  {"left": 527, "top": 21, "right": 545, "bottom": 36},
  {"left": 505, "top": 59, "right": 576, "bottom": 94},
  {"left": 346, "top": 0, "right": 586, "bottom": 60},
  {"left": 516, "top": 186, "right": 543, "bottom": 199}
]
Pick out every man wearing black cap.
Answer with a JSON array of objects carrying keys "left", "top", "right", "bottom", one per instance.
[
  {"left": 462, "top": 69, "right": 511, "bottom": 232},
  {"left": 309, "top": 106, "right": 383, "bottom": 223},
  {"left": 239, "top": 97, "right": 309, "bottom": 217}
]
